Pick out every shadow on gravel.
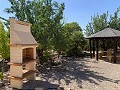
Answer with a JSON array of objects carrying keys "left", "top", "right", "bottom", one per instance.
[
  {"left": 38, "top": 57, "right": 116, "bottom": 88},
  {"left": 23, "top": 80, "right": 63, "bottom": 90}
]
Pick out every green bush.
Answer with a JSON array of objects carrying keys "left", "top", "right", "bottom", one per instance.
[
  {"left": 39, "top": 50, "right": 52, "bottom": 65},
  {"left": 0, "top": 72, "right": 4, "bottom": 80},
  {"left": 67, "top": 47, "right": 85, "bottom": 57}
]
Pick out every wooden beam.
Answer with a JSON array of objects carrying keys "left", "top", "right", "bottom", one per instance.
[
  {"left": 96, "top": 39, "right": 98, "bottom": 61},
  {"left": 113, "top": 38, "right": 117, "bottom": 63},
  {"left": 116, "top": 38, "right": 120, "bottom": 54},
  {"left": 102, "top": 39, "right": 105, "bottom": 56},
  {"left": 89, "top": 39, "right": 92, "bottom": 59},
  {"left": 93, "top": 39, "right": 95, "bottom": 57}
]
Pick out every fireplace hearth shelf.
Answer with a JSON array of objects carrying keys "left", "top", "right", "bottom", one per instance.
[
  {"left": 8, "top": 59, "right": 36, "bottom": 66},
  {"left": 9, "top": 70, "right": 36, "bottom": 80}
]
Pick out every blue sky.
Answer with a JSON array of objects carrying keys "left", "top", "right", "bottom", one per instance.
[{"left": 0, "top": 0, "right": 120, "bottom": 29}]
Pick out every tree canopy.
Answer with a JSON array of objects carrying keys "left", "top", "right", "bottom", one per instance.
[
  {"left": 63, "top": 22, "right": 87, "bottom": 57},
  {"left": 0, "top": 21, "right": 10, "bottom": 79},
  {"left": 0, "top": 21, "right": 9, "bottom": 60},
  {"left": 85, "top": 7, "right": 120, "bottom": 36},
  {"left": 4, "top": 0, "right": 86, "bottom": 64},
  {"left": 5, "top": 0, "right": 66, "bottom": 60}
]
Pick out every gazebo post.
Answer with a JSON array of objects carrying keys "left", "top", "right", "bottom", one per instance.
[
  {"left": 113, "top": 38, "right": 117, "bottom": 63},
  {"left": 102, "top": 39, "right": 105, "bottom": 56},
  {"left": 93, "top": 39, "right": 95, "bottom": 57},
  {"left": 116, "top": 38, "right": 118, "bottom": 54},
  {"left": 89, "top": 39, "right": 92, "bottom": 59},
  {"left": 96, "top": 39, "right": 98, "bottom": 61}
]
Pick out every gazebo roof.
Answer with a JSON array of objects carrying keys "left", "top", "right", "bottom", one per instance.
[{"left": 87, "top": 28, "right": 120, "bottom": 39}]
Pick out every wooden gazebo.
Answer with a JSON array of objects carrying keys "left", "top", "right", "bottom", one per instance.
[{"left": 87, "top": 28, "right": 120, "bottom": 63}]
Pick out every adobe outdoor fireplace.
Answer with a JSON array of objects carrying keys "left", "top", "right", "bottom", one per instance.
[{"left": 9, "top": 18, "right": 38, "bottom": 89}]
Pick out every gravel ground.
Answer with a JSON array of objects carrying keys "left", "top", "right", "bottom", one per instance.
[
  {"left": 37, "top": 58, "right": 120, "bottom": 90},
  {"left": 1, "top": 57, "right": 120, "bottom": 90}
]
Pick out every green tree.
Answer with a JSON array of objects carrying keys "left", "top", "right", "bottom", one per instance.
[
  {"left": 63, "top": 22, "right": 86, "bottom": 57},
  {"left": 0, "top": 21, "right": 10, "bottom": 81},
  {"left": 85, "top": 13, "right": 108, "bottom": 36},
  {"left": 63, "top": 22, "right": 82, "bottom": 32},
  {"left": 85, "top": 8, "right": 120, "bottom": 37},
  {"left": 109, "top": 9, "right": 120, "bottom": 30},
  {"left": 5, "top": 0, "right": 65, "bottom": 63}
]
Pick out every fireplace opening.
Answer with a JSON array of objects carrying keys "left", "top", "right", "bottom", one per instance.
[{"left": 23, "top": 48, "right": 33, "bottom": 60}]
